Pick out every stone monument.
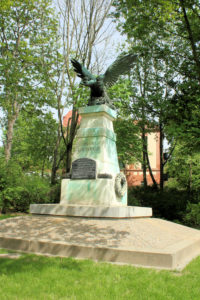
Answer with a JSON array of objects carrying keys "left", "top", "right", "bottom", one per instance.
[
  {"left": 6, "top": 53, "right": 199, "bottom": 270},
  {"left": 60, "top": 105, "right": 127, "bottom": 207},
  {"left": 30, "top": 53, "right": 152, "bottom": 218}
]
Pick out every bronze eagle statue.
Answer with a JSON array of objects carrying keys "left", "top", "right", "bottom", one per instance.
[{"left": 71, "top": 53, "right": 137, "bottom": 108}]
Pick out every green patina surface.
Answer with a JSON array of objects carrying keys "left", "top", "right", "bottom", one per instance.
[
  {"left": 79, "top": 105, "right": 116, "bottom": 119},
  {"left": 121, "top": 193, "right": 127, "bottom": 205},
  {"left": 73, "top": 135, "right": 119, "bottom": 173},
  {"left": 74, "top": 136, "right": 101, "bottom": 160},
  {"left": 65, "top": 179, "right": 109, "bottom": 204},
  {"left": 67, "top": 104, "right": 125, "bottom": 205},
  {"left": 77, "top": 127, "right": 116, "bottom": 141},
  {"left": 65, "top": 178, "right": 126, "bottom": 205},
  {"left": 65, "top": 177, "right": 125, "bottom": 205}
]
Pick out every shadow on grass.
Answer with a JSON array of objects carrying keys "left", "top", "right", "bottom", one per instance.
[
  {"left": 0, "top": 215, "right": 15, "bottom": 220},
  {"left": 59, "top": 256, "right": 82, "bottom": 270},
  {"left": 0, "top": 254, "right": 82, "bottom": 275},
  {"left": 0, "top": 214, "right": 27, "bottom": 220}
]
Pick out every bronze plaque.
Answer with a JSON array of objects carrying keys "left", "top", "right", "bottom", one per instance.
[{"left": 71, "top": 158, "right": 96, "bottom": 179}]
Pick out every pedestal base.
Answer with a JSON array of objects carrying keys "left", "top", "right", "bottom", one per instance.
[
  {"left": 1, "top": 216, "right": 200, "bottom": 270},
  {"left": 60, "top": 179, "right": 127, "bottom": 206},
  {"left": 30, "top": 204, "right": 152, "bottom": 218}
]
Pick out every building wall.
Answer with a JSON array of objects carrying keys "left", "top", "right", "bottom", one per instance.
[
  {"left": 63, "top": 110, "right": 81, "bottom": 127},
  {"left": 63, "top": 111, "right": 161, "bottom": 187},
  {"left": 125, "top": 131, "right": 160, "bottom": 186}
]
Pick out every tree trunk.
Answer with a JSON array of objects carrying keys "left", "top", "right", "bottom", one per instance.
[
  {"left": 5, "top": 107, "right": 20, "bottom": 162},
  {"left": 159, "top": 123, "right": 164, "bottom": 190},
  {"left": 66, "top": 143, "right": 73, "bottom": 173},
  {"left": 180, "top": 0, "right": 200, "bottom": 82},
  {"left": 141, "top": 126, "right": 147, "bottom": 188},
  {"left": 41, "top": 157, "right": 46, "bottom": 177},
  {"left": 189, "top": 160, "right": 192, "bottom": 202},
  {"left": 65, "top": 108, "right": 79, "bottom": 173},
  {"left": 146, "top": 150, "right": 158, "bottom": 189},
  {"left": 51, "top": 133, "right": 61, "bottom": 185},
  {"left": 1, "top": 197, "right": 7, "bottom": 214},
  {"left": 51, "top": 165, "right": 58, "bottom": 185}
]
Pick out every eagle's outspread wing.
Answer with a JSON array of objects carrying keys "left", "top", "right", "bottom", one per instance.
[
  {"left": 71, "top": 59, "right": 95, "bottom": 81},
  {"left": 103, "top": 53, "right": 137, "bottom": 87}
]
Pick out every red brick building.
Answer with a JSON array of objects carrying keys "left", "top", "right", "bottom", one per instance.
[
  {"left": 125, "top": 131, "right": 160, "bottom": 186},
  {"left": 63, "top": 110, "right": 81, "bottom": 127},
  {"left": 63, "top": 111, "right": 160, "bottom": 186}
]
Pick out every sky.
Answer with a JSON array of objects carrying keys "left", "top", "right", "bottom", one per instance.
[{"left": 0, "top": 0, "right": 125, "bottom": 146}]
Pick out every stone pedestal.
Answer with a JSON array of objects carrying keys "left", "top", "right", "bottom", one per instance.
[
  {"left": 60, "top": 105, "right": 126, "bottom": 206},
  {"left": 30, "top": 105, "right": 152, "bottom": 218}
]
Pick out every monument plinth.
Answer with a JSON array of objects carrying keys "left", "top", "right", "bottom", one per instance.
[
  {"left": 60, "top": 105, "right": 127, "bottom": 207},
  {"left": 30, "top": 105, "right": 152, "bottom": 218}
]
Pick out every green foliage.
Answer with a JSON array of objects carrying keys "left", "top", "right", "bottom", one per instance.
[
  {"left": 0, "top": 253, "right": 200, "bottom": 299},
  {"left": 114, "top": 118, "right": 141, "bottom": 164},
  {"left": 11, "top": 111, "right": 58, "bottom": 172},
  {"left": 127, "top": 141, "right": 200, "bottom": 227},
  {"left": 47, "top": 183, "right": 61, "bottom": 204},
  {"left": 0, "top": 214, "right": 18, "bottom": 220},
  {"left": 184, "top": 203, "right": 200, "bottom": 229},
  {"left": 0, "top": 0, "right": 59, "bottom": 111},
  {"left": 0, "top": 0, "right": 61, "bottom": 161},
  {"left": 113, "top": 0, "right": 200, "bottom": 150},
  {"left": 71, "top": 85, "right": 90, "bottom": 108},
  {"left": 1, "top": 186, "right": 30, "bottom": 212},
  {"left": 128, "top": 186, "right": 188, "bottom": 222},
  {"left": 0, "top": 158, "right": 53, "bottom": 213},
  {"left": 167, "top": 89, "right": 200, "bottom": 150},
  {"left": 167, "top": 142, "right": 200, "bottom": 201}
]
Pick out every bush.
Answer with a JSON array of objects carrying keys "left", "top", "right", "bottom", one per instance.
[
  {"left": 47, "top": 183, "right": 61, "bottom": 204},
  {"left": 23, "top": 175, "right": 51, "bottom": 205},
  {"left": 0, "top": 158, "right": 57, "bottom": 213},
  {"left": 0, "top": 174, "right": 53, "bottom": 213},
  {"left": 183, "top": 203, "right": 200, "bottom": 229},
  {"left": 128, "top": 186, "right": 188, "bottom": 221},
  {"left": 0, "top": 186, "right": 30, "bottom": 212}
]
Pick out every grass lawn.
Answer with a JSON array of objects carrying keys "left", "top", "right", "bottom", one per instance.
[
  {"left": 0, "top": 213, "right": 27, "bottom": 220},
  {"left": 0, "top": 215, "right": 16, "bottom": 220},
  {"left": 0, "top": 251, "right": 200, "bottom": 300}
]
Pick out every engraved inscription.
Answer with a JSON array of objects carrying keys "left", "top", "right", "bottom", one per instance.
[
  {"left": 71, "top": 158, "right": 96, "bottom": 179},
  {"left": 97, "top": 173, "right": 112, "bottom": 179},
  {"left": 75, "top": 146, "right": 100, "bottom": 154}
]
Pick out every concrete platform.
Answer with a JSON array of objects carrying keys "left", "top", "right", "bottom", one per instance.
[
  {"left": 30, "top": 204, "right": 152, "bottom": 218},
  {"left": 1, "top": 216, "right": 200, "bottom": 270}
]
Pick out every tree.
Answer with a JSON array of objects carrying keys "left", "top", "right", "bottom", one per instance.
[
  {"left": 109, "top": 48, "right": 169, "bottom": 189},
  {"left": 11, "top": 111, "right": 58, "bottom": 176},
  {"left": 50, "top": 0, "right": 115, "bottom": 184},
  {"left": 0, "top": 0, "right": 59, "bottom": 162},
  {"left": 167, "top": 141, "right": 200, "bottom": 203},
  {"left": 113, "top": 117, "right": 141, "bottom": 166},
  {"left": 113, "top": 0, "right": 200, "bottom": 150},
  {"left": 112, "top": 0, "right": 200, "bottom": 190}
]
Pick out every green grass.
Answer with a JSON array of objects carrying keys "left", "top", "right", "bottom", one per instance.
[
  {"left": 0, "top": 213, "right": 26, "bottom": 220},
  {"left": 0, "top": 215, "right": 15, "bottom": 220},
  {"left": 0, "top": 252, "right": 200, "bottom": 300}
]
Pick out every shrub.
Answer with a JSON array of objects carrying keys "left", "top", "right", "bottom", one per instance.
[
  {"left": 183, "top": 203, "right": 200, "bottom": 229},
  {"left": 0, "top": 174, "right": 52, "bottom": 213},
  {"left": 23, "top": 175, "right": 51, "bottom": 205},
  {"left": 128, "top": 186, "right": 188, "bottom": 221},
  {"left": 0, "top": 158, "right": 57, "bottom": 213},
  {"left": 47, "top": 183, "right": 61, "bottom": 204},
  {"left": 1, "top": 186, "right": 30, "bottom": 212}
]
